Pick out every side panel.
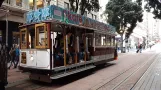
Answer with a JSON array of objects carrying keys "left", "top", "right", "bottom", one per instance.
[
  {"left": 27, "top": 50, "right": 37, "bottom": 67},
  {"left": 20, "top": 49, "right": 50, "bottom": 70},
  {"left": 36, "top": 49, "right": 50, "bottom": 69},
  {"left": 20, "top": 49, "right": 37, "bottom": 67}
]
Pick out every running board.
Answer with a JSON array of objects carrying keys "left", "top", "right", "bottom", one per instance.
[{"left": 50, "top": 65, "right": 96, "bottom": 79}]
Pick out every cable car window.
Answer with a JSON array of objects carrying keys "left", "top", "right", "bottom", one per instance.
[
  {"left": 111, "top": 36, "right": 115, "bottom": 46},
  {"left": 20, "top": 28, "right": 27, "bottom": 49},
  {"left": 86, "top": 34, "right": 93, "bottom": 47},
  {"left": 35, "top": 24, "right": 48, "bottom": 48},
  {"left": 113, "top": 37, "right": 115, "bottom": 46},
  {"left": 106, "top": 36, "right": 111, "bottom": 46},
  {"left": 101, "top": 35, "right": 106, "bottom": 46},
  {"left": 95, "top": 33, "right": 101, "bottom": 46},
  {"left": 111, "top": 36, "right": 114, "bottom": 46},
  {"left": 28, "top": 26, "right": 35, "bottom": 49}
]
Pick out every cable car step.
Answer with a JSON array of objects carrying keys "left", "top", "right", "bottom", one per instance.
[{"left": 50, "top": 65, "right": 95, "bottom": 79}]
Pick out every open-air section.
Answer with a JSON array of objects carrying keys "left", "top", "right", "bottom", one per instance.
[{"left": 5, "top": 43, "right": 161, "bottom": 90}]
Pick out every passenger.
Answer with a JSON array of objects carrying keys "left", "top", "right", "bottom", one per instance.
[
  {"left": 79, "top": 43, "right": 85, "bottom": 62},
  {"left": 55, "top": 44, "right": 64, "bottom": 66},
  {"left": 139, "top": 44, "right": 142, "bottom": 53},
  {"left": 64, "top": 31, "right": 74, "bottom": 64}
]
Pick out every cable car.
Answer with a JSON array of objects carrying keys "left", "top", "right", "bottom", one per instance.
[{"left": 19, "top": 5, "right": 117, "bottom": 82}]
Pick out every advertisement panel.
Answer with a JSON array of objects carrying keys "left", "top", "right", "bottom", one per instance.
[{"left": 26, "top": 5, "right": 116, "bottom": 35}]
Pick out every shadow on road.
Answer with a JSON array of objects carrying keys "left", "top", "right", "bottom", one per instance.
[
  {"left": 6, "top": 63, "right": 116, "bottom": 90},
  {"left": 94, "top": 63, "right": 116, "bottom": 71}
]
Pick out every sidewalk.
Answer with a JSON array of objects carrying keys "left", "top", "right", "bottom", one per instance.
[{"left": 6, "top": 67, "right": 29, "bottom": 88}]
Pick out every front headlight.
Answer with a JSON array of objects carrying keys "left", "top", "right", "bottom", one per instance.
[{"left": 30, "top": 56, "right": 34, "bottom": 61}]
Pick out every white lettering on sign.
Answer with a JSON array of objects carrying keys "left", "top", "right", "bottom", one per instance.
[{"left": 54, "top": 10, "right": 62, "bottom": 17}]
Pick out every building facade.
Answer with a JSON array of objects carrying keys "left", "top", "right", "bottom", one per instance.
[
  {"left": 0, "top": 0, "right": 99, "bottom": 47},
  {"left": 0, "top": 0, "right": 29, "bottom": 47}
]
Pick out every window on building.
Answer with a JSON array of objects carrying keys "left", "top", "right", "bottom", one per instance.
[
  {"left": 64, "top": 2, "right": 69, "bottom": 10},
  {"left": 84, "top": 11, "right": 87, "bottom": 17},
  {"left": 94, "top": 15, "right": 97, "bottom": 20},
  {"left": 91, "top": 14, "right": 93, "bottom": 19},
  {"left": 4, "top": 0, "right": 10, "bottom": 4},
  {"left": 29, "top": 0, "right": 34, "bottom": 9},
  {"left": 16, "top": 0, "right": 22, "bottom": 7},
  {"left": 37, "top": 0, "right": 44, "bottom": 9},
  {"left": 47, "top": 0, "right": 50, "bottom": 6},
  {"left": 29, "top": 0, "right": 44, "bottom": 10},
  {"left": 94, "top": 8, "right": 98, "bottom": 12}
]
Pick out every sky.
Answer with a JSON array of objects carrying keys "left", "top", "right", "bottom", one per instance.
[
  {"left": 99, "top": 0, "right": 161, "bottom": 39},
  {"left": 99, "top": 0, "right": 109, "bottom": 23}
]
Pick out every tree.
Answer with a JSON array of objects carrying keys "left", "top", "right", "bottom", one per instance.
[
  {"left": 69, "top": 0, "right": 100, "bottom": 15},
  {"left": 0, "top": 0, "right": 5, "bottom": 7},
  {"left": 103, "top": 0, "right": 143, "bottom": 53},
  {"left": 144, "top": 0, "right": 161, "bottom": 19}
]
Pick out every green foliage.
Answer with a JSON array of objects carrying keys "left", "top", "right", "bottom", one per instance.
[
  {"left": 104, "top": 0, "right": 143, "bottom": 38},
  {"left": 144, "top": 0, "right": 161, "bottom": 19},
  {"left": 69, "top": 0, "right": 100, "bottom": 15}
]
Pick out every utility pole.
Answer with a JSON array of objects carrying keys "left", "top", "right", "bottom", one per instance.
[{"left": 5, "top": 9, "right": 9, "bottom": 46}]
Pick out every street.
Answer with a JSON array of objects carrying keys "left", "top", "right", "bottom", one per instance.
[{"left": 6, "top": 43, "right": 161, "bottom": 90}]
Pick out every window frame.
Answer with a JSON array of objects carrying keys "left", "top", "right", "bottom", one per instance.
[
  {"left": 94, "top": 15, "right": 97, "bottom": 20},
  {"left": 91, "top": 13, "right": 94, "bottom": 19},
  {"left": 64, "top": 2, "right": 69, "bottom": 10},
  {"left": 35, "top": 23, "right": 49, "bottom": 49},
  {"left": 29, "top": 0, "right": 34, "bottom": 10},
  {"left": 37, "top": 0, "right": 44, "bottom": 9},
  {"left": 95, "top": 33, "right": 101, "bottom": 46},
  {"left": 4, "top": 0, "right": 10, "bottom": 4},
  {"left": 20, "top": 28, "right": 28, "bottom": 49},
  {"left": 84, "top": 11, "right": 87, "bottom": 17},
  {"left": 16, "top": 0, "right": 22, "bottom": 7}
]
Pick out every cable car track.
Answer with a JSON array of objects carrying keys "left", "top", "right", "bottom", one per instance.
[{"left": 95, "top": 53, "right": 160, "bottom": 90}]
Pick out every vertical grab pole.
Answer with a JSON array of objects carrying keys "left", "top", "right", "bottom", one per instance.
[
  {"left": 84, "top": 31, "right": 87, "bottom": 62},
  {"left": 76, "top": 36, "right": 79, "bottom": 63},
  {"left": 63, "top": 26, "right": 67, "bottom": 66}
]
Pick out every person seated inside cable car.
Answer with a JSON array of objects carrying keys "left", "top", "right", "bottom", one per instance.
[
  {"left": 54, "top": 34, "right": 64, "bottom": 66},
  {"left": 55, "top": 44, "right": 64, "bottom": 66},
  {"left": 78, "top": 43, "right": 85, "bottom": 62},
  {"left": 67, "top": 32, "right": 75, "bottom": 64}
]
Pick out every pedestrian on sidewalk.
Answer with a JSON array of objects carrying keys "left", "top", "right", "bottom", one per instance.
[
  {"left": 8, "top": 45, "right": 16, "bottom": 69},
  {"left": 15, "top": 45, "right": 20, "bottom": 68},
  {"left": 149, "top": 44, "right": 152, "bottom": 49},
  {"left": 139, "top": 44, "right": 143, "bottom": 53}
]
